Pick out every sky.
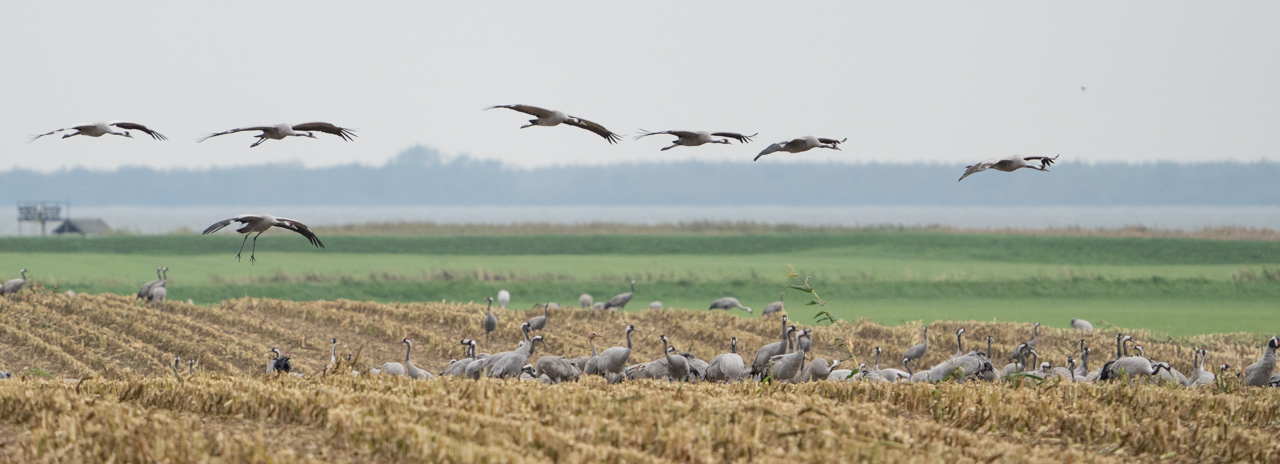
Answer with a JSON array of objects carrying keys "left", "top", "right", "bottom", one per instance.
[{"left": 2, "top": 2, "right": 1279, "bottom": 172}]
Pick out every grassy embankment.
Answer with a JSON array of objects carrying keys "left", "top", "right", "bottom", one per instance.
[{"left": 1, "top": 230, "right": 1277, "bottom": 336}]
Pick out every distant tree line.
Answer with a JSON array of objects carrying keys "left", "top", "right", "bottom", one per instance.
[{"left": 1, "top": 145, "right": 1277, "bottom": 206}]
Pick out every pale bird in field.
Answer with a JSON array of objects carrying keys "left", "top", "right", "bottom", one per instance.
[
  {"left": 633, "top": 130, "right": 756, "bottom": 150},
  {"left": 28, "top": 121, "right": 167, "bottom": 143},
  {"left": 201, "top": 214, "right": 324, "bottom": 263},
  {"left": 487, "top": 104, "right": 622, "bottom": 144},
  {"left": 497, "top": 289, "right": 511, "bottom": 309},
  {"left": 1, "top": 269, "right": 28, "bottom": 295},
  {"left": 754, "top": 136, "right": 845, "bottom": 161},
  {"left": 709, "top": 297, "right": 752, "bottom": 314},
  {"left": 1070, "top": 318, "right": 1093, "bottom": 332},
  {"left": 197, "top": 122, "right": 355, "bottom": 147},
  {"left": 604, "top": 280, "right": 636, "bottom": 311},
  {"left": 958, "top": 155, "right": 1058, "bottom": 182}
]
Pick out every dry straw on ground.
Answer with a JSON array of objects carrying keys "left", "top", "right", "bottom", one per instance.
[{"left": 0, "top": 290, "right": 1278, "bottom": 462}]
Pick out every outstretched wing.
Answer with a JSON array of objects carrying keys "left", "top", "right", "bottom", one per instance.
[
  {"left": 753, "top": 142, "right": 786, "bottom": 161},
  {"left": 26, "top": 125, "right": 90, "bottom": 144},
  {"left": 292, "top": 122, "right": 356, "bottom": 142},
  {"left": 817, "top": 137, "right": 847, "bottom": 148},
  {"left": 1023, "top": 154, "right": 1059, "bottom": 169},
  {"left": 564, "top": 116, "right": 622, "bottom": 144},
  {"left": 273, "top": 218, "right": 325, "bottom": 249},
  {"left": 110, "top": 122, "right": 168, "bottom": 141},
  {"left": 711, "top": 132, "right": 757, "bottom": 144},
  {"left": 633, "top": 129, "right": 692, "bottom": 141},
  {"left": 958, "top": 158, "right": 999, "bottom": 182},
  {"left": 196, "top": 126, "right": 272, "bottom": 143},
  {"left": 202, "top": 215, "right": 257, "bottom": 235},
  {"left": 486, "top": 104, "right": 556, "bottom": 118}
]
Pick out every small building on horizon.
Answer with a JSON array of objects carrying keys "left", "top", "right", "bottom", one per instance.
[{"left": 53, "top": 219, "right": 111, "bottom": 236}]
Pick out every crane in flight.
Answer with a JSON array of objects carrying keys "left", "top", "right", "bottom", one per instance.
[
  {"left": 486, "top": 104, "right": 622, "bottom": 144},
  {"left": 201, "top": 214, "right": 324, "bottom": 263},
  {"left": 754, "top": 136, "right": 845, "bottom": 161},
  {"left": 633, "top": 130, "right": 756, "bottom": 151},
  {"left": 957, "top": 155, "right": 1059, "bottom": 182},
  {"left": 28, "top": 121, "right": 167, "bottom": 143},
  {"left": 197, "top": 123, "right": 356, "bottom": 147}
]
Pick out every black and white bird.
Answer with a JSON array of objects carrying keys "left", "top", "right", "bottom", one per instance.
[
  {"left": 28, "top": 121, "right": 167, "bottom": 143},
  {"left": 754, "top": 136, "right": 845, "bottom": 161},
  {"left": 958, "top": 155, "right": 1059, "bottom": 182},
  {"left": 201, "top": 214, "right": 324, "bottom": 263},
  {"left": 197, "top": 123, "right": 355, "bottom": 147},
  {"left": 633, "top": 130, "right": 756, "bottom": 150},
  {"left": 486, "top": 104, "right": 622, "bottom": 144}
]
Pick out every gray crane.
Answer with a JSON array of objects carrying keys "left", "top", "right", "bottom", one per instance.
[
  {"left": 633, "top": 130, "right": 755, "bottom": 150},
  {"left": 488, "top": 335, "right": 544, "bottom": 378},
  {"left": 1070, "top": 318, "right": 1093, "bottom": 332},
  {"left": 754, "top": 136, "right": 846, "bottom": 162},
  {"left": 958, "top": 155, "right": 1058, "bottom": 181},
  {"left": 442, "top": 339, "right": 478, "bottom": 377},
  {"left": 1192, "top": 349, "right": 1215, "bottom": 386},
  {"left": 401, "top": 338, "right": 432, "bottom": 379},
  {"left": 266, "top": 348, "right": 292, "bottom": 374},
  {"left": 487, "top": 104, "right": 622, "bottom": 144},
  {"left": 149, "top": 285, "right": 167, "bottom": 308},
  {"left": 1001, "top": 343, "right": 1032, "bottom": 377},
  {"left": 796, "top": 327, "right": 813, "bottom": 354},
  {"left": 518, "top": 364, "right": 538, "bottom": 381},
  {"left": 201, "top": 214, "right": 324, "bottom": 263},
  {"left": 470, "top": 323, "right": 531, "bottom": 379},
  {"left": 136, "top": 267, "right": 166, "bottom": 303},
  {"left": 762, "top": 292, "right": 784, "bottom": 317},
  {"left": 187, "top": 359, "right": 197, "bottom": 376},
  {"left": 709, "top": 297, "right": 753, "bottom": 314},
  {"left": 750, "top": 316, "right": 792, "bottom": 379},
  {"left": 1009, "top": 323, "right": 1040, "bottom": 360},
  {"left": 705, "top": 337, "right": 747, "bottom": 383},
  {"left": 596, "top": 325, "right": 638, "bottom": 381},
  {"left": 1243, "top": 336, "right": 1279, "bottom": 386},
  {"left": 197, "top": 122, "right": 356, "bottom": 147},
  {"left": 482, "top": 297, "right": 498, "bottom": 344},
  {"left": 579, "top": 293, "right": 593, "bottom": 308},
  {"left": 576, "top": 332, "right": 602, "bottom": 375},
  {"left": 870, "top": 347, "right": 910, "bottom": 382},
  {"left": 903, "top": 326, "right": 928, "bottom": 367},
  {"left": 660, "top": 335, "right": 690, "bottom": 381},
  {"left": 528, "top": 303, "right": 551, "bottom": 332},
  {"left": 604, "top": 281, "right": 636, "bottom": 311},
  {"left": 625, "top": 346, "right": 680, "bottom": 380},
  {"left": 326, "top": 338, "right": 338, "bottom": 372},
  {"left": 375, "top": 339, "right": 408, "bottom": 376},
  {"left": 29, "top": 121, "right": 167, "bottom": 142},
  {"left": 1, "top": 269, "right": 27, "bottom": 296},
  {"left": 536, "top": 356, "right": 580, "bottom": 384},
  {"left": 767, "top": 343, "right": 807, "bottom": 383},
  {"left": 797, "top": 358, "right": 840, "bottom": 383}
]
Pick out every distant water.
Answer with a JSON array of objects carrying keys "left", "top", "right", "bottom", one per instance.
[{"left": 2, "top": 205, "right": 1279, "bottom": 236}]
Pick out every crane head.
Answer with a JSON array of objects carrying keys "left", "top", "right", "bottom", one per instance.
[{"left": 122, "top": 131, "right": 134, "bottom": 138}]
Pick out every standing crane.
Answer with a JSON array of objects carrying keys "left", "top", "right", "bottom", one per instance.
[
  {"left": 1, "top": 269, "right": 27, "bottom": 296},
  {"left": 603, "top": 280, "right": 636, "bottom": 311},
  {"left": 201, "top": 214, "right": 324, "bottom": 263}
]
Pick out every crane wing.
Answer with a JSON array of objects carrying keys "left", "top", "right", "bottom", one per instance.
[
  {"left": 753, "top": 142, "right": 787, "bottom": 161},
  {"left": 711, "top": 132, "right": 757, "bottom": 144},
  {"left": 201, "top": 215, "right": 259, "bottom": 235},
  {"left": 957, "top": 158, "right": 1000, "bottom": 182},
  {"left": 632, "top": 129, "right": 691, "bottom": 141},
  {"left": 486, "top": 104, "right": 556, "bottom": 118},
  {"left": 110, "top": 122, "right": 168, "bottom": 141},
  {"left": 564, "top": 116, "right": 622, "bottom": 144},
  {"left": 1023, "top": 154, "right": 1059, "bottom": 169},
  {"left": 292, "top": 122, "right": 357, "bottom": 142},
  {"left": 196, "top": 127, "right": 273, "bottom": 143},
  {"left": 817, "top": 137, "right": 847, "bottom": 147},
  {"left": 273, "top": 218, "right": 325, "bottom": 249},
  {"left": 26, "top": 125, "right": 92, "bottom": 144}
]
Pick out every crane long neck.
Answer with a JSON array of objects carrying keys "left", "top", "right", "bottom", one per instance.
[
  {"left": 404, "top": 342, "right": 412, "bottom": 363},
  {"left": 625, "top": 330, "right": 633, "bottom": 350},
  {"left": 1115, "top": 337, "right": 1124, "bottom": 359},
  {"left": 956, "top": 332, "right": 963, "bottom": 354},
  {"left": 330, "top": 342, "right": 336, "bottom": 364},
  {"left": 873, "top": 350, "right": 880, "bottom": 370},
  {"left": 589, "top": 338, "right": 598, "bottom": 357},
  {"left": 987, "top": 339, "right": 992, "bottom": 358},
  {"left": 730, "top": 339, "right": 737, "bottom": 354}
]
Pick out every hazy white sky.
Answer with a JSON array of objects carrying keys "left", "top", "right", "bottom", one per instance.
[{"left": 2, "top": 2, "right": 1278, "bottom": 172}]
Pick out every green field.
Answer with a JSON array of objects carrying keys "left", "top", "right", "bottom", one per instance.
[{"left": 2, "top": 231, "right": 1277, "bottom": 336}]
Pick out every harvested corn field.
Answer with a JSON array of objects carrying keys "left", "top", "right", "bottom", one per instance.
[{"left": 0, "top": 289, "right": 1279, "bottom": 462}]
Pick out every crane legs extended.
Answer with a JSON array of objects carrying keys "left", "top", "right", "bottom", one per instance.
[{"left": 234, "top": 231, "right": 265, "bottom": 264}]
